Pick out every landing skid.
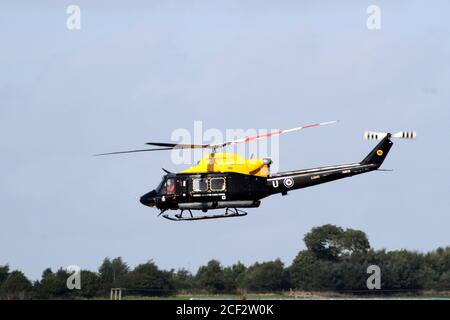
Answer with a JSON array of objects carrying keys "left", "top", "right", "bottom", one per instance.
[{"left": 162, "top": 208, "right": 248, "bottom": 221}]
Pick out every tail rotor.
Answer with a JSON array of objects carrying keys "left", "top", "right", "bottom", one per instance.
[
  {"left": 361, "top": 130, "right": 416, "bottom": 166},
  {"left": 364, "top": 131, "right": 417, "bottom": 140}
]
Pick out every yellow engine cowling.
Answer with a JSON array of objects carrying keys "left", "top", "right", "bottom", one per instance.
[{"left": 181, "top": 153, "right": 271, "bottom": 177}]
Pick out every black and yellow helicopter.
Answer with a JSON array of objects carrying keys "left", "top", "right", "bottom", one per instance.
[{"left": 96, "top": 121, "right": 416, "bottom": 221}]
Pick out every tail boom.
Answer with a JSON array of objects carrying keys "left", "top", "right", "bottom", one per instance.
[
  {"left": 267, "top": 162, "right": 378, "bottom": 196},
  {"left": 267, "top": 132, "right": 401, "bottom": 196},
  {"left": 265, "top": 130, "right": 414, "bottom": 196}
]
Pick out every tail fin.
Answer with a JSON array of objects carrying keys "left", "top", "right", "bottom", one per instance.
[
  {"left": 361, "top": 131, "right": 416, "bottom": 166},
  {"left": 361, "top": 135, "right": 393, "bottom": 166}
]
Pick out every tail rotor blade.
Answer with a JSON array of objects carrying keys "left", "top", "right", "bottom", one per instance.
[
  {"left": 364, "top": 131, "right": 417, "bottom": 140},
  {"left": 391, "top": 131, "right": 417, "bottom": 139},
  {"left": 364, "top": 131, "right": 388, "bottom": 140}
]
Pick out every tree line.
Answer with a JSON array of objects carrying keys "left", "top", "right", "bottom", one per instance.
[{"left": 1, "top": 224, "right": 449, "bottom": 299}]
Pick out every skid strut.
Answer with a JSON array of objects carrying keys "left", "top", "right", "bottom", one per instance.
[{"left": 162, "top": 208, "right": 248, "bottom": 221}]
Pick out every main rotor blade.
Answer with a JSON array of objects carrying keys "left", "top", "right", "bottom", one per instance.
[
  {"left": 217, "top": 120, "right": 338, "bottom": 148},
  {"left": 93, "top": 147, "right": 173, "bottom": 156},
  {"left": 145, "top": 142, "right": 209, "bottom": 149},
  {"left": 96, "top": 120, "right": 338, "bottom": 156}
]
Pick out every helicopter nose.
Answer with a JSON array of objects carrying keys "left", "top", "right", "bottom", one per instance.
[{"left": 140, "top": 190, "right": 157, "bottom": 207}]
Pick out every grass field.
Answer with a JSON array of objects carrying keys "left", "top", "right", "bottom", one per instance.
[{"left": 118, "top": 291, "right": 450, "bottom": 300}]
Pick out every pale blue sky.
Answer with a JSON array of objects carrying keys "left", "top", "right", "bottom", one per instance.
[{"left": 1, "top": 1, "right": 449, "bottom": 280}]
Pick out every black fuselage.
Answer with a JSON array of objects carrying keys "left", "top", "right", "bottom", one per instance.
[{"left": 140, "top": 136, "right": 393, "bottom": 212}]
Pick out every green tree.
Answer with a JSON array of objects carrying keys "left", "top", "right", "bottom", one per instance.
[
  {"left": 339, "top": 228, "right": 370, "bottom": 255},
  {"left": 111, "top": 257, "right": 129, "bottom": 286},
  {"left": 98, "top": 257, "right": 129, "bottom": 292},
  {"left": 378, "top": 250, "right": 424, "bottom": 290},
  {"left": 304, "top": 224, "right": 345, "bottom": 261},
  {"left": 332, "top": 259, "right": 368, "bottom": 291},
  {"left": 195, "top": 260, "right": 225, "bottom": 293},
  {"left": 223, "top": 262, "right": 246, "bottom": 292},
  {"left": 437, "top": 271, "right": 450, "bottom": 290},
  {"left": 242, "top": 259, "right": 290, "bottom": 292},
  {"left": 290, "top": 250, "right": 317, "bottom": 290},
  {"left": 34, "top": 268, "right": 59, "bottom": 299},
  {"left": 303, "top": 225, "right": 371, "bottom": 261},
  {"left": 125, "top": 260, "right": 174, "bottom": 296},
  {"left": 289, "top": 250, "right": 335, "bottom": 290},
  {"left": 98, "top": 258, "right": 113, "bottom": 286},
  {"left": 291, "top": 225, "right": 372, "bottom": 291},
  {"left": 1, "top": 270, "right": 32, "bottom": 300},
  {"left": 0, "top": 265, "right": 9, "bottom": 288},
  {"left": 421, "top": 247, "right": 450, "bottom": 289},
  {"left": 171, "top": 268, "right": 194, "bottom": 292},
  {"left": 79, "top": 270, "right": 101, "bottom": 298},
  {"left": 33, "top": 268, "right": 73, "bottom": 299}
]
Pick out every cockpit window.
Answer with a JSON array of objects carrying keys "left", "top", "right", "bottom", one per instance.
[
  {"left": 156, "top": 178, "right": 165, "bottom": 193},
  {"left": 166, "top": 178, "right": 175, "bottom": 195},
  {"left": 156, "top": 177, "right": 175, "bottom": 195}
]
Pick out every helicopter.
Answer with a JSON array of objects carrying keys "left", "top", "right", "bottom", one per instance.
[{"left": 96, "top": 121, "right": 416, "bottom": 221}]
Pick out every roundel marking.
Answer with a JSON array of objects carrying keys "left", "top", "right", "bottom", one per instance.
[
  {"left": 284, "top": 178, "right": 294, "bottom": 188},
  {"left": 376, "top": 149, "right": 383, "bottom": 156}
]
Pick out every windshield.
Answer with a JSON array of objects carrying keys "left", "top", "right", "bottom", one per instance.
[
  {"left": 155, "top": 176, "right": 175, "bottom": 195},
  {"left": 155, "top": 177, "right": 166, "bottom": 193}
]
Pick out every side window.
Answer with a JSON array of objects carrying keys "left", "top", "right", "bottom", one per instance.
[
  {"left": 210, "top": 177, "right": 226, "bottom": 191},
  {"left": 177, "top": 178, "right": 186, "bottom": 188},
  {"left": 192, "top": 178, "right": 208, "bottom": 192}
]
